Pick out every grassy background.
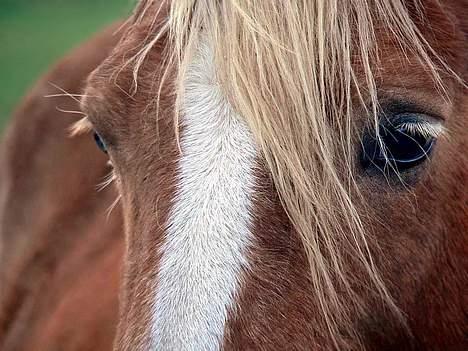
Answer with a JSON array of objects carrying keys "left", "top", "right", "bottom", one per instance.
[{"left": 0, "top": 0, "right": 133, "bottom": 127}]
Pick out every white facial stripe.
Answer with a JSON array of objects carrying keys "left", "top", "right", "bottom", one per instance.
[{"left": 150, "top": 42, "right": 257, "bottom": 350}]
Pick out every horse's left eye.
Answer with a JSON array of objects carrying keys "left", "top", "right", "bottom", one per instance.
[
  {"left": 93, "top": 132, "right": 108, "bottom": 154},
  {"left": 361, "top": 114, "right": 438, "bottom": 173}
]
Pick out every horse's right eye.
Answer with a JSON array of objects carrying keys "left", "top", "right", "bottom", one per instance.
[{"left": 93, "top": 131, "right": 108, "bottom": 154}]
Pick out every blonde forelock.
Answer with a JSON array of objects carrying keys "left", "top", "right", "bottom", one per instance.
[{"left": 131, "top": 0, "right": 454, "bottom": 347}]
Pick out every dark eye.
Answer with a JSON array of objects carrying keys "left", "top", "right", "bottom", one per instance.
[
  {"left": 361, "top": 114, "right": 440, "bottom": 173},
  {"left": 93, "top": 131, "right": 108, "bottom": 154}
]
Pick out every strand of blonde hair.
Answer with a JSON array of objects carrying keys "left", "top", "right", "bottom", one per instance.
[{"left": 131, "top": 0, "right": 453, "bottom": 348}]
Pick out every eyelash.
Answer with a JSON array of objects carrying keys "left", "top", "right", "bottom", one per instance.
[{"left": 361, "top": 113, "right": 440, "bottom": 174}]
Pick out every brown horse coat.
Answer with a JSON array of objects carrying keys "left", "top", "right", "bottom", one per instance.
[{"left": 0, "top": 25, "right": 123, "bottom": 351}]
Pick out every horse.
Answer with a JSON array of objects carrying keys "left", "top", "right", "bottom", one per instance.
[{"left": 1, "top": 0, "right": 467, "bottom": 350}]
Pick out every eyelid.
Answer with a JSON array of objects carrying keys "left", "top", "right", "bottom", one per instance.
[{"left": 378, "top": 96, "right": 446, "bottom": 121}]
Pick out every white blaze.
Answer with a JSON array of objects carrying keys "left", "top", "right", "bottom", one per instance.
[{"left": 150, "top": 42, "right": 257, "bottom": 350}]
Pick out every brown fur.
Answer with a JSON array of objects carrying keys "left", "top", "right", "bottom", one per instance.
[
  {"left": 224, "top": 2, "right": 468, "bottom": 349},
  {"left": 0, "top": 25, "right": 124, "bottom": 351},
  {"left": 82, "top": 16, "right": 180, "bottom": 349},
  {"left": 1, "top": 1, "right": 468, "bottom": 350}
]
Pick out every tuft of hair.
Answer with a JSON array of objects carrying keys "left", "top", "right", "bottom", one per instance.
[
  {"left": 131, "top": 0, "right": 455, "bottom": 348},
  {"left": 70, "top": 117, "right": 93, "bottom": 137}
]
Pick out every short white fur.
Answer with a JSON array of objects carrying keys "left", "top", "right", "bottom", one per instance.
[{"left": 150, "top": 41, "right": 257, "bottom": 350}]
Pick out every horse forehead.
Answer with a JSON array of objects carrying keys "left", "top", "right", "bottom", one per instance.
[
  {"left": 82, "top": 30, "right": 165, "bottom": 120},
  {"left": 83, "top": 0, "right": 465, "bottom": 121}
]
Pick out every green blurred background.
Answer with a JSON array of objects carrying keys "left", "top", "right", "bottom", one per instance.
[{"left": 0, "top": 0, "right": 133, "bottom": 128}]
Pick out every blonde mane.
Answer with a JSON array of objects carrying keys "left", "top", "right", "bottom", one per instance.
[{"left": 131, "top": 0, "right": 452, "bottom": 347}]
